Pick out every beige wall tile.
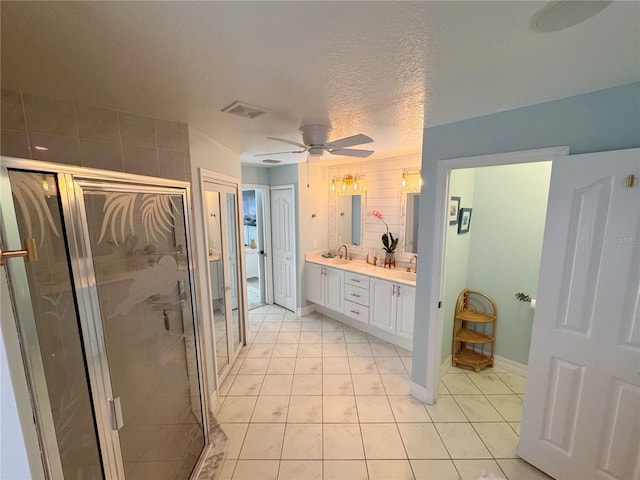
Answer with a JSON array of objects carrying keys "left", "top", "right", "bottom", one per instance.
[
  {"left": 29, "top": 134, "right": 81, "bottom": 165},
  {"left": 24, "top": 94, "right": 76, "bottom": 136},
  {"left": 1, "top": 129, "right": 31, "bottom": 158},
  {"left": 76, "top": 104, "right": 120, "bottom": 142},
  {"left": 80, "top": 139, "right": 123, "bottom": 171},
  {"left": 119, "top": 112, "right": 156, "bottom": 147},
  {"left": 1, "top": 89, "right": 26, "bottom": 130},
  {"left": 158, "top": 149, "right": 189, "bottom": 181},
  {"left": 123, "top": 145, "right": 159, "bottom": 176},
  {"left": 155, "top": 119, "right": 183, "bottom": 149}
]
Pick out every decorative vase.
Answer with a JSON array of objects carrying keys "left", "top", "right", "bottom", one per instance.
[{"left": 384, "top": 251, "right": 396, "bottom": 268}]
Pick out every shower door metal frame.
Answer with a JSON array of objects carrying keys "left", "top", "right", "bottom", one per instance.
[{"left": 1, "top": 157, "right": 213, "bottom": 479}]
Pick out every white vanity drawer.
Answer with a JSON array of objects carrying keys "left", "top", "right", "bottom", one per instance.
[
  {"left": 344, "top": 300, "right": 369, "bottom": 324},
  {"left": 344, "top": 284, "right": 370, "bottom": 306},
  {"left": 345, "top": 272, "right": 370, "bottom": 288}
]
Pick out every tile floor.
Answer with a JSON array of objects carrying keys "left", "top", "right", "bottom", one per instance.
[{"left": 215, "top": 305, "right": 552, "bottom": 480}]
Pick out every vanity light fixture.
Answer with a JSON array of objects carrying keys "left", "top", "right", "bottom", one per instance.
[
  {"left": 401, "top": 169, "right": 422, "bottom": 193},
  {"left": 331, "top": 174, "right": 365, "bottom": 193}
]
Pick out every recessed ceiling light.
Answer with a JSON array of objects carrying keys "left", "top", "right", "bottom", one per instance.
[
  {"left": 532, "top": 1, "right": 612, "bottom": 32},
  {"left": 262, "top": 159, "right": 282, "bottom": 164},
  {"left": 33, "top": 145, "right": 49, "bottom": 151}
]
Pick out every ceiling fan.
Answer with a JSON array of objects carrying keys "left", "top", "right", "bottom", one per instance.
[{"left": 255, "top": 124, "right": 374, "bottom": 158}]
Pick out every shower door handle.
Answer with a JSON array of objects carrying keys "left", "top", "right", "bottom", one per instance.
[
  {"left": 108, "top": 397, "right": 124, "bottom": 430},
  {"left": 0, "top": 239, "right": 38, "bottom": 266}
]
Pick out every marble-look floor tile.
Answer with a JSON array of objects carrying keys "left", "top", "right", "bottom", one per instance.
[
  {"left": 346, "top": 343, "right": 374, "bottom": 357},
  {"left": 496, "top": 373, "right": 527, "bottom": 394},
  {"left": 323, "top": 424, "right": 364, "bottom": 459},
  {"left": 232, "top": 460, "right": 279, "bottom": 479},
  {"left": 442, "top": 374, "right": 482, "bottom": 394},
  {"left": 323, "top": 374, "right": 355, "bottom": 395},
  {"left": 453, "top": 459, "right": 505, "bottom": 480},
  {"left": 435, "top": 423, "right": 491, "bottom": 459},
  {"left": 239, "top": 423, "right": 285, "bottom": 459},
  {"left": 397, "top": 423, "right": 449, "bottom": 459},
  {"left": 322, "top": 331, "right": 345, "bottom": 343},
  {"left": 277, "top": 332, "right": 300, "bottom": 344},
  {"left": 251, "top": 396, "right": 289, "bottom": 423},
  {"left": 260, "top": 375, "right": 293, "bottom": 396},
  {"left": 370, "top": 342, "right": 399, "bottom": 357},
  {"left": 344, "top": 331, "right": 369, "bottom": 343},
  {"left": 297, "top": 343, "right": 323, "bottom": 357},
  {"left": 299, "top": 331, "right": 323, "bottom": 343},
  {"left": 272, "top": 343, "right": 299, "bottom": 358},
  {"left": 323, "top": 357, "right": 351, "bottom": 374},
  {"left": 291, "top": 375, "right": 323, "bottom": 395},
  {"left": 238, "top": 358, "right": 270, "bottom": 375},
  {"left": 508, "top": 422, "right": 521, "bottom": 435},
  {"left": 453, "top": 395, "right": 503, "bottom": 422},
  {"left": 410, "top": 459, "right": 460, "bottom": 480},
  {"left": 380, "top": 373, "right": 410, "bottom": 395},
  {"left": 267, "top": 357, "right": 296, "bottom": 374},
  {"left": 360, "top": 423, "right": 407, "bottom": 459},
  {"left": 323, "top": 343, "right": 349, "bottom": 357},
  {"left": 348, "top": 356, "right": 378, "bottom": 374},
  {"left": 218, "top": 423, "right": 248, "bottom": 459},
  {"left": 217, "top": 458, "right": 235, "bottom": 479},
  {"left": 367, "top": 460, "right": 415, "bottom": 479},
  {"left": 228, "top": 375, "right": 264, "bottom": 396},
  {"left": 376, "top": 356, "right": 408, "bottom": 374},
  {"left": 323, "top": 460, "right": 368, "bottom": 480},
  {"left": 497, "top": 459, "right": 553, "bottom": 480},
  {"left": 246, "top": 344, "right": 274, "bottom": 357},
  {"left": 281, "top": 423, "right": 323, "bottom": 459},
  {"left": 486, "top": 395, "right": 523, "bottom": 422},
  {"left": 217, "top": 396, "right": 257, "bottom": 423},
  {"left": 388, "top": 395, "right": 431, "bottom": 422},
  {"left": 288, "top": 395, "right": 323, "bottom": 423},
  {"left": 466, "top": 373, "right": 513, "bottom": 394},
  {"left": 323, "top": 396, "right": 359, "bottom": 423},
  {"left": 352, "top": 374, "right": 385, "bottom": 396},
  {"left": 472, "top": 422, "right": 519, "bottom": 458},
  {"left": 425, "top": 396, "right": 467, "bottom": 422},
  {"left": 278, "top": 460, "right": 322, "bottom": 479},
  {"left": 355, "top": 396, "right": 395, "bottom": 422},
  {"left": 295, "top": 358, "right": 323, "bottom": 375}
]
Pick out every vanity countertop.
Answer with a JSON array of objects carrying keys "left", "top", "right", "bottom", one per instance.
[{"left": 305, "top": 253, "right": 417, "bottom": 286}]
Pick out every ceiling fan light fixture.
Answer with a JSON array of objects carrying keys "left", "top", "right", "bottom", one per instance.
[{"left": 309, "top": 146, "right": 324, "bottom": 157}]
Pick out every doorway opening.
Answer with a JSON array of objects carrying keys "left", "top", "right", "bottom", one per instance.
[
  {"left": 439, "top": 160, "right": 552, "bottom": 434},
  {"left": 242, "top": 186, "right": 272, "bottom": 310}
]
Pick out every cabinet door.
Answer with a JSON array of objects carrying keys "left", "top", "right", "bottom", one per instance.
[
  {"left": 396, "top": 285, "right": 416, "bottom": 340},
  {"left": 306, "top": 263, "right": 325, "bottom": 305},
  {"left": 369, "top": 278, "right": 395, "bottom": 332},
  {"left": 325, "top": 267, "right": 344, "bottom": 313}
]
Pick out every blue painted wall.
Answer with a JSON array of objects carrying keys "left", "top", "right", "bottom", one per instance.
[{"left": 412, "top": 82, "right": 640, "bottom": 387}]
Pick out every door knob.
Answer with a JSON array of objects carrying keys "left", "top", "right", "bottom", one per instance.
[{"left": 0, "top": 239, "right": 38, "bottom": 266}]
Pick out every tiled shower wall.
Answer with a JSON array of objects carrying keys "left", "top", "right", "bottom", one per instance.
[{"left": 1, "top": 89, "right": 191, "bottom": 181}]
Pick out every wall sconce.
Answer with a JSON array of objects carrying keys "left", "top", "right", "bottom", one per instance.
[
  {"left": 401, "top": 169, "right": 422, "bottom": 193},
  {"left": 331, "top": 174, "right": 365, "bottom": 193}
]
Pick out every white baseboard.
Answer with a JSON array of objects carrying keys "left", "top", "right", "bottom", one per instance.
[
  {"left": 409, "top": 381, "right": 428, "bottom": 403},
  {"left": 298, "top": 304, "right": 316, "bottom": 316},
  {"left": 494, "top": 354, "right": 528, "bottom": 377}
]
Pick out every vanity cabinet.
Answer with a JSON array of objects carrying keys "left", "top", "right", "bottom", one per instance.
[
  {"left": 370, "top": 278, "right": 415, "bottom": 339},
  {"left": 306, "top": 263, "right": 344, "bottom": 313},
  {"left": 343, "top": 272, "right": 370, "bottom": 324}
]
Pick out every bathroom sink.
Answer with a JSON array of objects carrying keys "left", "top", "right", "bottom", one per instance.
[
  {"left": 325, "top": 257, "right": 350, "bottom": 265},
  {"left": 390, "top": 270, "right": 417, "bottom": 282}
]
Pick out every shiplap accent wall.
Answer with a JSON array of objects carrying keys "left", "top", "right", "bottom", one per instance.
[{"left": 328, "top": 155, "right": 421, "bottom": 262}]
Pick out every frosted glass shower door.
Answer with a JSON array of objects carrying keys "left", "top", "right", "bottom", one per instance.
[{"left": 77, "top": 183, "right": 206, "bottom": 479}]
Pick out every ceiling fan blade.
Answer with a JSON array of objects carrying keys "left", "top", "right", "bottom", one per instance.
[
  {"left": 266, "top": 137, "right": 308, "bottom": 149},
  {"left": 327, "top": 133, "right": 373, "bottom": 149},
  {"left": 254, "top": 150, "right": 306, "bottom": 156},
  {"left": 329, "top": 148, "right": 374, "bottom": 158}
]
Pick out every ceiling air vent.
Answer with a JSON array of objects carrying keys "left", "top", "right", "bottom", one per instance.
[
  {"left": 262, "top": 159, "right": 281, "bottom": 164},
  {"left": 221, "top": 101, "right": 268, "bottom": 119}
]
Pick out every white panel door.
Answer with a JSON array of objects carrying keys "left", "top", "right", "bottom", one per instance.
[
  {"left": 325, "top": 267, "right": 344, "bottom": 313},
  {"left": 519, "top": 148, "right": 640, "bottom": 480},
  {"left": 270, "top": 187, "right": 296, "bottom": 312},
  {"left": 306, "top": 263, "right": 324, "bottom": 305},
  {"left": 396, "top": 285, "right": 416, "bottom": 340},
  {"left": 370, "top": 278, "right": 395, "bottom": 333}
]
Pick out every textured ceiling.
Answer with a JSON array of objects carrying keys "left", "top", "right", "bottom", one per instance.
[{"left": 1, "top": 1, "right": 639, "bottom": 166}]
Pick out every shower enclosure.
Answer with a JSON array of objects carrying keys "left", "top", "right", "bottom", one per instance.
[{"left": 0, "top": 158, "right": 211, "bottom": 479}]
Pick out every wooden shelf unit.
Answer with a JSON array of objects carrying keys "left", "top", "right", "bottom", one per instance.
[{"left": 452, "top": 289, "right": 497, "bottom": 372}]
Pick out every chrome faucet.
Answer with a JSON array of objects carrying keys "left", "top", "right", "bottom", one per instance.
[
  {"left": 407, "top": 254, "right": 418, "bottom": 272},
  {"left": 338, "top": 244, "right": 349, "bottom": 260}
]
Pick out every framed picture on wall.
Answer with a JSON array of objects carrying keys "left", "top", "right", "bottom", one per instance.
[
  {"left": 449, "top": 196, "right": 461, "bottom": 225},
  {"left": 458, "top": 208, "right": 472, "bottom": 234}
]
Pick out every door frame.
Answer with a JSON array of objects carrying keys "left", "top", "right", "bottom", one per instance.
[
  {"left": 1, "top": 156, "right": 213, "bottom": 479},
  {"left": 414, "top": 146, "right": 570, "bottom": 403},
  {"left": 242, "top": 184, "right": 274, "bottom": 306},
  {"left": 269, "top": 184, "right": 297, "bottom": 312},
  {"left": 199, "top": 169, "right": 249, "bottom": 389}
]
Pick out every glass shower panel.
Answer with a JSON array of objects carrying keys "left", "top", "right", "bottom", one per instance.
[
  {"left": 205, "top": 190, "right": 229, "bottom": 375},
  {"left": 82, "top": 189, "right": 205, "bottom": 479},
  {"left": 7, "top": 170, "right": 103, "bottom": 479},
  {"left": 226, "top": 191, "right": 242, "bottom": 350}
]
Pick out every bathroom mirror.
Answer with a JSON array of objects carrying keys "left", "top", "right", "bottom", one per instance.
[
  {"left": 404, "top": 192, "right": 420, "bottom": 254},
  {"left": 336, "top": 194, "right": 364, "bottom": 246}
]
